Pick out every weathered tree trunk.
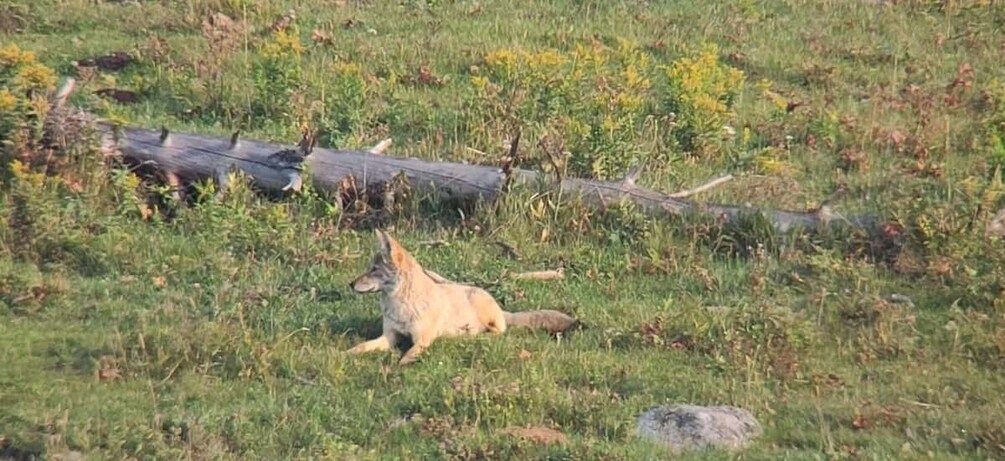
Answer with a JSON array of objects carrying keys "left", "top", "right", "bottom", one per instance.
[
  {"left": 104, "top": 125, "right": 876, "bottom": 233},
  {"left": 100, "top": 125, "right": 875, "bottom": 234}
]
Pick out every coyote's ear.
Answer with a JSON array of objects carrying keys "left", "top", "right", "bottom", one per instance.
[
  {"left": 375, "top": 228, "right": 393, "bottom": 258},
  {"left": 375, "top": 229, "right": 409, "bottom": 267}
]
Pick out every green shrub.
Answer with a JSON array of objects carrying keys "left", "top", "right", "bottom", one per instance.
[
  {"left": 663, "top": 44, "right": 745, "bottom": 154},
  {"left": 470, "top": 40, "right": 746, "bottom": 179},
  {"left": 472, "top": 40, "right": 656, "bottom": 179},
  {"left": 252, "top": 30, "right": 304, "bottom": 124},
  {"left": 0, "top": 43, "right": 57, "bottom": 158}
]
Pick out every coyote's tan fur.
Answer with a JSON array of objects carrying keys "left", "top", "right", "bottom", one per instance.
[{"left": 348, "top": 229, "right": 579, "bottom": 365}]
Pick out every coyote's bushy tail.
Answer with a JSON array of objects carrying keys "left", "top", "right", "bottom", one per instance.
[
  {"left": 425, "top": 269, "right": 581, "bottom": 334},
  {"left": 503, "top": 310, "right": 581, "bottom": 334}
]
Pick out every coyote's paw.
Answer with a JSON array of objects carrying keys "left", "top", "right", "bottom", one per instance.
[
  {"left": 398, "top": 344, "right": 427, "bottom": 366},
  {"left": 346, "top": 336, "right": 392, "bottom": 355}
]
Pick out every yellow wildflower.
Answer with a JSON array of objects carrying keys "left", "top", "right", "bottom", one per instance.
[
  {"left": 527, "top": 49, "right": 566, "bottom": 69},
  {"left": 0, "top": 88, "right": 17, "bottom": 112},
  {"left": 471, "top": 75, "right": 489, "bottom": 90},
  {"left": 484, "top": 48, "right": 518, "bottom": 70},
  {"left": 15, "top": 62, "right": 57, "bottom": 90},
  {"left": 10, "top": 160, "right": 46, "bottom": 187},
  {"left": 0, "top": 44, "right": 31, "bottom": 67}
]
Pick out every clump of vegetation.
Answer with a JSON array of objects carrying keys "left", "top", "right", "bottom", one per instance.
[
  {"left": 252, "top": 30, "right": 305, "bottom": 123},
  {"left": 0, "top": 43, "right": 57, "bottom": 161},
  {"left": 472, "top": 40, "right": 657, "bottom": 179},
  {"left": 636, "top": 301, "right": 816, "bottom": 382},
  {"left": 664, "top": 44, "right": 745, "bottom": 154},
  {"left": 470, "top": 40, "right": 745, "bottom": 179},
  {"left": 307, "top": 61, "right": 368, "bottom": 147}
]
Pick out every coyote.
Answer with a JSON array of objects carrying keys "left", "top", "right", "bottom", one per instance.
[{"left": 348, "top": 229, "right": 580, "bottom": 365}]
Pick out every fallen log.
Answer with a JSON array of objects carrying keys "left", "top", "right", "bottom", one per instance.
[
  {"left": 99, "top": 124, "right": 876, "bottom": 234},
  {"left": 32, "top": 76, "right": 870, "bottom": 234}
]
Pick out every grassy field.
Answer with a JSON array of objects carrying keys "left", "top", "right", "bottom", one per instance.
[{"left": 3, "top": 0, "right": 1005, "bottom": 459}]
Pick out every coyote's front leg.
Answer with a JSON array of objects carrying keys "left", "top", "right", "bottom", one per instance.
[
  {"left": 347, "top": 328, "right": 399, "bottom": 355},
  {"left": 398, "top": 330, "right": 436, "bottom": 365}
]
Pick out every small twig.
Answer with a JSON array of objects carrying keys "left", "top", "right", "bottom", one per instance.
[
  {"left": 51, "top": 77, "right": 77, "bottom": 110},
  {"left": 810, "top": 185, "right": 848, "bottom": 221},
  {"left": 501, "top": 129, "right": 522, "bottom": 194},
  {"left": 159, "top": 360, "right": 183, "bottom": 386},
  {"left": 621, "top": 163, "right": 644, "bottom": 188},
  {"left": 668, "top": 174, "right": 735, "bottom": 199},
  {"left": 898, "top": 398, "right": 939, "bottom": 409},
  {"left": 465, "top": 146, "right": 489, "bottom": 157},
  {"left": 510, "top": 267, "right": 564, "bottom": 281},
  {"left": 293, "top": 375, "right": 317, "bottom": 385},
  {"left": 538, "top": 138, "right": 564, "bottom": 185},
  {"left": 369, "top": 138, "right": 393, "bottom": 155},
  {"left": 418, "top": 239, "right": 450, "bottom": 247},
  {"left": 127, "top": 159, "right": 158, "bottom": 173},
  {"left": 299, "top": 129, "right": 318, "bottom": 156}
]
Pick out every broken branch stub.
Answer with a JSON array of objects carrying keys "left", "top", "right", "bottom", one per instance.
[
  {"left": 668, "top": 174, "right": 735, "bottom": 199},
  {"left": 369, "top": 138, "right": 393, "bottom": 155}
]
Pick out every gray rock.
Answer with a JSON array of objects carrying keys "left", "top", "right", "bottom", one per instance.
[{"left": 636, "top": 404, "right": 762, "bottom": 452}]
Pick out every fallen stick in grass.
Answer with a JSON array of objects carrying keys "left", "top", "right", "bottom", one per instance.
[{"left": 509, "top": 268, "right": 565, "bottom": 281}]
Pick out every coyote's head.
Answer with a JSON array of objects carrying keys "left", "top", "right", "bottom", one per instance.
[{"left": 350, "top": 229, "right": 417, "bottom": 293}]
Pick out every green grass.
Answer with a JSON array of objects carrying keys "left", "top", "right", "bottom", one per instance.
[{"left": 3, "top": 0, "right": 1005, "bottom": 459}]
